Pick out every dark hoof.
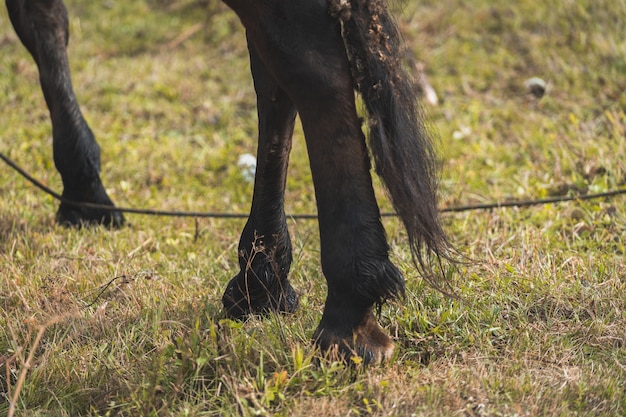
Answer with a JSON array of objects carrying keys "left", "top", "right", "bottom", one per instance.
[
  {"left": 222, "top": 271, "right": 299, "bottom": 319},
  {"left": 56, "top": 186, "right": 124, "bottom": 228},
  {"left": 56, "top": 204, "right": 124, "bottom": 228},
  {"left": 313, "top": 308, "right": 394, "bottom": 365}
]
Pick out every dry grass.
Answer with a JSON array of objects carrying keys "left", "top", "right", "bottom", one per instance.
[{"left": 1, "top": 0, "right": 625, "bottom": 415}]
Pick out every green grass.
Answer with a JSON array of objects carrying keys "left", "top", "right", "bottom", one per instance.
[{"left": 1, "top": 0, "right": 625, "bottom": 415}]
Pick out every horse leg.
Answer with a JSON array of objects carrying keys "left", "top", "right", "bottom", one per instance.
[
  {"left": 221, "top": 39, "right": 299, "bottom": 318},
  {"left": 225, "top": 0, "right": 405, "bottom": 363},
  {"left": 301, "top": 90, "right": 404, "bottom": 364},
  {"left": 6, "top": 0, "right": 123, "bottom": 227}
]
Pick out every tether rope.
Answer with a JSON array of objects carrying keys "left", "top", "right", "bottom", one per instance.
[{"left": 1, "top": 151, "right": 625, "bottom": 219}]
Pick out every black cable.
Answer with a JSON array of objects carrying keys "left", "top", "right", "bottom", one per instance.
[
  {"left": 2, "top": 151, "right": 625, "bottom": 220},
  {"left": 439, "top": 188, "right": 626, "bottom": 212}
]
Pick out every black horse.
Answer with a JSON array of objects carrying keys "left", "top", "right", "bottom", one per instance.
[{"left": 6, "top": 0, "right": 453, "bottom": 363}]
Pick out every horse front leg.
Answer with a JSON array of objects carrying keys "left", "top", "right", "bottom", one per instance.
[
  {"left": 221, "top": 41, "right": 299, "bottom": 318},
  {"left": 6, "top": 0, "right": 123, "bottom": 227}
]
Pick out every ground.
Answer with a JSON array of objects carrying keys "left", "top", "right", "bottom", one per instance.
[{"left": 1, "top": 0, "right": 625, "bottom": 415}]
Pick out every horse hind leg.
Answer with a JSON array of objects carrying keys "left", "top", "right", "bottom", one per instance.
[
  {"left": 221, "top": 41, "right": 299, "bottom": 318},
  {"left": 6, "top": 0, "right": 123, "bottom": 227},
  {"left": 303, "top": 100, "right": 404, "bottom": 364},
  {"left": 231, "top": 1, "right": 404, "bottom": 363}
]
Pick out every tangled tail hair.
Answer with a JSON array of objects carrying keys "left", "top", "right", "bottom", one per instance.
[{"left": 330, "top": 0, "right": 455, "bottom": 291}]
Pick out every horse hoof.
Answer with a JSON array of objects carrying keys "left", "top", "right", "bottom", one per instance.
[
  {"left": 222, "top": 273, "right": 299, "bottom": 319},
  {"left": 56, "top": 186, "right": 125, "bottom": 228},
  {"left": 56, "top": 204, "right": 125, "bottom": 228},
  {"left": 313, "top": 308, "right": 394, "bottom": 365}
]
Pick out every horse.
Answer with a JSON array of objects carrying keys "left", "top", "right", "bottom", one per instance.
[{"left": 6, "top": 0, "right": 453, "bottom": 363}]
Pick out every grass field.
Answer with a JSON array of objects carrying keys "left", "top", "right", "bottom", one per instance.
[{"left": 1, "top": 0, "right": 625, "bottom": 415}]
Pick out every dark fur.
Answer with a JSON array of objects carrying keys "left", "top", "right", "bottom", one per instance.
[
  {"left": 6, "top": 0, "right": 124, "bottom": 227},
  {"left": 7, "top": 0, "right": 454, "bottom": 362},
  {"left": 337, "top": 0, "right": 454, "bottom": 291}
]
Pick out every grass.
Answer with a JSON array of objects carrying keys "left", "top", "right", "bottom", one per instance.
[{"left": 1, "top": 0, "right": 625, "bottom": 415}]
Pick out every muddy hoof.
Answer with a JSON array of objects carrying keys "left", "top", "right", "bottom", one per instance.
[
  {"left": 313, "top": 307, "right": 394, "bottom": 365},
  {"left": 222, "top": 271, "right": 299, "bottom": 319}
]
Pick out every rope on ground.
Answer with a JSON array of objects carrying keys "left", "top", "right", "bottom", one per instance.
[{"left": 2, "top": 151, "right": 625, "bottom": 220}]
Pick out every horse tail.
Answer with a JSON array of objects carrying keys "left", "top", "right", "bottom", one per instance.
[{"left": 330, "top": 0, "right": 455, "bottom": 291}]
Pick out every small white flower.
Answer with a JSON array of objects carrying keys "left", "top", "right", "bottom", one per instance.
[
  {"left": 237, "top": 153, "right": 257, "bottom": 182},
  {"left": 453, "top": 125, "right": 472, "bottom": 140}
]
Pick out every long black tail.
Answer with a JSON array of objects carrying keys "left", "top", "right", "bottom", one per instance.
[{"left": 331, "top": 0, "right": 455, "bottom": 290}]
